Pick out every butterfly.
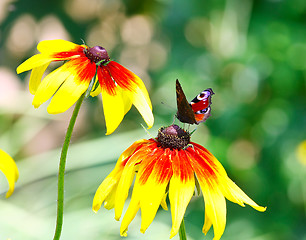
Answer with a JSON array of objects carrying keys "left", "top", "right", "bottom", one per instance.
[{"left": 176, "top": 79, "right": 214, "bottom": 125}]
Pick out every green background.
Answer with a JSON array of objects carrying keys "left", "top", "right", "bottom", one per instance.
[{"left": 0, "top": 0, "right": 305, "bottom": 239}]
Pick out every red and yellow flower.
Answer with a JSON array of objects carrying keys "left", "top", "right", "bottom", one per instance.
[
  {"left": 0, "top": 149, "right": 19, "bottom": 198},
  {"left": 16, "top": 39, "right": 154, "bottom": 135},
  {"left": 93, "top": 125, "right": 266, "bottom": 239}
]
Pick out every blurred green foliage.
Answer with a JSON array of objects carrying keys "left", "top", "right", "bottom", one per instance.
[{"left": 0, "top": 0, "right": 305, "bottom": 239}]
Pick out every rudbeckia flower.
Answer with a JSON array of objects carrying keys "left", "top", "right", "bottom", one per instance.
[
  {"left": 0, "top": 149, "right": 19, "bottom": 198},
  {"left": 16, "top": 39, "right": 154, "bottom": 135},
  {"left": 93, "top": 125, "right": 266, "bottom": 239}
]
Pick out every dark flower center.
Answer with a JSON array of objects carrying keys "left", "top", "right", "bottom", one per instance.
[
  {"left": 85, "top": 46, "right": 110, "bottom": 64},
  {"left": 157, "top": 124, "right": 190, "bottom": 149}
]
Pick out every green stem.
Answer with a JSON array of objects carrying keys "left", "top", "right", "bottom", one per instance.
[
  {"left": 53, "top": 94, "right": 85, "bottom": 240},
  {"left": 179, "top": 218, "right": 187, "bottom": 240}
]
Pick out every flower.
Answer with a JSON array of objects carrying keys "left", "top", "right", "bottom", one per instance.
[
  {"left": 0, "top": 149, "right": 19, "bottom": 198},
  {"left": 16, "top": 39, "right": 154, "bottom": 135},
  {"left": 93, "top": 125, "right": 266, "bottom": 239}
]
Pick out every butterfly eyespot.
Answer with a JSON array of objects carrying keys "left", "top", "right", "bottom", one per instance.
[
  {"left": 198, "top": 93, "right": 205, "bottom": 99},
  {"left": 198, "top": 108, "right": 209, "bottom": 114}
]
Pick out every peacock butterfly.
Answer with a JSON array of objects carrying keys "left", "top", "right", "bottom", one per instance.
[{"left": 176, "top": 79, "right": 214, "bottom": 124}]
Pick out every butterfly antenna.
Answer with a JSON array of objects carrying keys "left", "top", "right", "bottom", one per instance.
[{"left": 140, "top": 124, "right": 154, "bottom": 138}]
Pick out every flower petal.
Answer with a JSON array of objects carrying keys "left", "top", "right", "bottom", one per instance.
[
  {"left": 192, "top": 143, "right": 266, "bottom": 212},
  {"left": 119, "top": 142, "right": 160, "bottom": 236},
  {"left": 114, "top": 161, "right": 137, "bottom": 220},
  {"left": 120, "top": 183, "right": 141, "bottom": 237},
  {"left": 37, "top": 39, "right": 85, "bottom": 55},
  {"left": 223, "top": 177, "right": 266, "bottom": 212},
  {"left": 101, "top": 86, "right": 133, "bottom": 135},
  {"left": 123, "top": 83, "right": 154, "bottom": 129},
  {"left": 92, "top": 140, "right": 147, "bottom": 213},
  {"left": 160, "top": 192, "right": 168, "bottom": 211},
  {"left": 139, "top": 148, "right": 173, "bottom": 233},
  {"left": 120, "top": 146, "right": 171, "bottom": 236},
  {"left": 114, "top": 142, "right": 155, "bottom": 219},
  {"left": 169, "top": 150, "right": 195, "bottom": 238},
  {"left": 0, "top": 149, "right": 19, "bottom": 198},
  {"left": 16, "top": 54, "right": 53, "bottom": 74},
  {"left": 29, "top": 63, "right": 50, "bottom": 94},
  {"left": 32, "top": 62, "right": 73, "bottom": 108},
  {"left": 89, "top": 77, "right": 102, "bottom": 97},
  {"left": 47, "top": 58, "right": 96, "bottom": 113},
  {"left": 201, "top": 185, "right": 226, "bottom": 240},
  {"left": 47, "top": 75, "right": 89, "bottom": 114},
  {"left": 186, "top": 148, "right": 226, "bottom": 240},
  {"left": 105, "top": 61, "right": 137, "bottom": 90},
  {"left": 105, "top": 62, "right": 154, "bottom": 129},
  {"left": 202, "top": 211, "right": 213, "bottom": 235},
  {"left": 92, "top": 169, "right": 122, "bottom": 213}
]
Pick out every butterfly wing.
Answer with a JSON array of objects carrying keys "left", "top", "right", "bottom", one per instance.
[
  {"left": 191, "top": 88, "right": 214, "bottom": 124},
  {"left": 176, "top": 79, "right": 198, "bottom": 124}
]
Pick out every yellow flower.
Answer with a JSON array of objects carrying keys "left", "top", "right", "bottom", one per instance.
[
  {"left": 16, "top": 39, "right": 154, "bottom": 135},
  {"left": 93, "top": 125, "right": 266, "bottom": 239},
  {"left": 0, "top": 149, "right": 19, "bottom": 198}
]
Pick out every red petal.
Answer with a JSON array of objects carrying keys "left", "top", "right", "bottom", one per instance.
[
  {"left": 106, "top": 61, "right": 138, "bottom": 91},
  {"left": 138, "top": 146, "right": 172, "bottom": 185},
  {"left": 176, "top": 150, "right": 194, "bottom": 182},
  {"left": 98, "top": 65, "right": 116, "bottom": 95},
  {"left": 70, "top": 57, "right": 97, "bottom": 84},
  {"left": 51, "top": 45, "right": 86, "bottom": 60},
  {"left": 186, "top": 145, "right": 218, "bottom": 185}
]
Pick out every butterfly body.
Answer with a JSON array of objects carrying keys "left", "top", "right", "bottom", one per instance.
[{"left": 176, "top": 79, "right": 214, "bottom": 125}]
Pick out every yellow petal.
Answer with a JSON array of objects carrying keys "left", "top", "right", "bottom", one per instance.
[
  {"left": 114, "top": 146, "right": 149, "bottom": 219},
  {"left": 139, "top": 150, "right": 172, "bottom": 233},
  {"left": 139, "top": 176, "right": 169, "bottom": 234},
  {"left": 90, "top": 80, "right": 102, "bottom": 97},
  {"left": 201, "top": 182, "right": 226, "bottom": 240},
  {"left": 101, "top": 86, "right": 133, "bottom": 135},
  {"left": 121, "top": 148, "right": 169, "bottom": 236},
  {"left": 223, "top": 177, "right": 266, "bottom": 212},
  {"left": 37, "top": 39, "right": 82, "bottom": 54},
  {"left": 124, "top": 83, "right": 154, "bottom": 129},
  {"left": 32, "top": 63, "right": 72, "bottom": 108},
  {"left": 132, "top": 75, "right": 152, "bottom": 109},
  {"left": 0, "top": 149, "right": 19, "bottom": 198},
  {"left": 169, "top": 150, "right": 195, "bottom": 238},
  {"left": 93, "top": 141, "right": 145, "bottom": 213},
  {"left": 16, "top": 54, "right": 53, "bottom": 74},
  {"left": 169, "top": 175, "right": 194, "bottom": 238},
  {"left": 114, "top": 163, "right": 136, "bottom": 220},
  {"left": 29, "top": 63, "right": 50, "bottom": 94},
  {"left": 92, "top": 169, "right": 122, "bottom": 213},
  {"left": 160, "top": 192, "right": 168, "bottom": 211},
  {"left": 103, "top": 183, "right": 119, "bottom": 210},
  {"left": 202, "top": 211, "right": 213, "bottom": 235},
  {"left": 120, "top": 182, "right": 141, "bottom": 237},
  {"left": 47, "top": 75, "right": 88, "bottom": 114}
]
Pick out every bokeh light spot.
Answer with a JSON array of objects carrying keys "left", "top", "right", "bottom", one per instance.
[
  {"left": 287, "top": 43, "right": 306, "bottom": 70},
  {"left": 6, "top": 14, "right": 36, "bottom": 57},
  {"left": 121, "top": 15, "right": 153, "bottom": 46},
  {"left": 38, "top": 15, "right": 70, "bottom": 42},
  {"left": 232, "top": 66, "right": 259, "bottom": 103},
  {"left": 0, "top": 67, "right": 22, "bottom": 108},
  {"left": 64, "top": 0, "right": 103, "bottom": 22},
  {"left": 261, "top": 108, "right": 289, "bottom": 137},
  {"left": 184, "top": 17, "right": 209, "bottom": 48},
  {"left": 227, "top": 139, "right": 258, "bottom": 170}
]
